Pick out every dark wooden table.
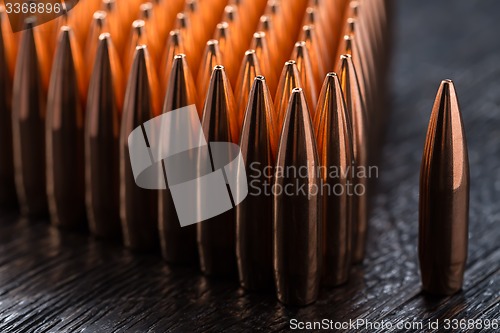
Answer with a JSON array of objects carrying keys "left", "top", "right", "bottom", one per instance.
[{"left": 1, "top": 0, "right": 499, "bottom": 332}]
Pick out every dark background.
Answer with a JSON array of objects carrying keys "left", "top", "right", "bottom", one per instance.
[{"left": 0, "top": 0, "right": 499, "bottom": 331}]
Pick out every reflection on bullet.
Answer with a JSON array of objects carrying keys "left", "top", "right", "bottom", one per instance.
[
  {"left": 159, "top": 54, "right": 198, "bottom": 263},
  {"left": 235, "top": 50, "right": 262, "bottom": 131},
  {"left": 12, "top": 20, "right": 49, "bottom": 217},
  {"left": 292, "top": 41, "right": 318, "bottom": 113},
  {"left": 196, "top": 40, "right": 222, "bottom": 106},
  {"left": 120, "top": 45, "right": 160, "bottom": 251},
  {"left": 0, "top": 12, "right": 15, "bottom": 206},
  {"left": 419, "top": 80, "right": 469, "bottom": 296},
  {"left": 46, "top": 27, "right": 86, "bottom": 229},
  {"left": 85, "top": 33, "right": 123, "bottom": 238},
  {"left": 161, "top": 30, "right": 184, "bottom": 98},
  {"left": 236, "top": 76, "right": 277, "bottom": 290},
  {"left": 339, "top": 54, "right": 368, "bottom": 264},
  {"left": 124, "top": 20, "right": 147, "bottom": 75},
  {"left": 84, "top": 11, "right": 107, "bottom": 82},
  {"left": 198, "top": 65, "right": 238, "bottom": 275},
  {"left": 250, "top": 31, "right": 277, "bottom": 95},
  {"left": 0, "top": 6, "right": 19, "bottom": 80},
  {"left": 274, "top": 60, "right": 302, "bottom": 133},
  {"left": 301, "top": 25, "right": 326, "bottom": 89},
  {"left": 314, "top": 73, "right": 353, "bottom": 286},
  {"left": 274, "top": 88, "right": 321, "bottom": 306}
]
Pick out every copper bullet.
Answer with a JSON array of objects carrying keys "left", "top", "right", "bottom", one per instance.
[
  {"left": 250, "top": 31, "right": 278, "bottom": 96},
  {"left": 124, "top": 19, "right": 147, "bottom": 75},
  {"left": 176, "top": 13, "right": 200, "bottom": 78},
  {"left": 45, "top": 26, "right": 86, "bottom": 229},
  {"left": 138, "top": 2, "right": 162, "bottom": 70},
  {"left": 0, "top": 12, "right": 15, "bottom": 206},
  {"left": 196, "top": 40, "right": 222, "bottom": 107},
  {"left": 67, "top": 0, "right": 101, "bottom": 50},
  {"left": 214, "top": 22, "right": 237, "bottom": 87},
  {"left": 301, "top": 25, "right": 327, "bottom": 87},
  {"left": 235, "top": 50, "right": 262, "bottom": 131},
  {"left": 84, "top": 11, "right": 107, "bottom": 80},
  {"left": 292, "top": 41, "right": 318, "bottom": 113},
  {"left": 236, "top": 76, "right": 277, "bottom": 290},
  {"left": 339, "top": 54, "right": 368, "bottom": 264},
  {"left": 274, "top": 88, "right": 321, "bottom": 306},
  {"left": 103, "top": 0, "right": 127, "bottom": 56},
  {"left": 197, "top": 65, "right": 238, "bottom": 275},
  {"left": 158, "top": 54, "right": 198, "bottom": 263},
  {"left": 302, "top": 7, "right": 331, "bottom": 70},
  {"left": 419, "top": 80, "right": 469, "bottom": 296},
  {"left": 120, "top": 45, "right": 160, "bottom": 251},
  {"left": 314, "top": 73, "right": 353, "bottom": 286},
  {"left": 161, "top": 30, "right": 184, "bottom": 98},
  {"left": 85, "top": 33, "right": 123, "bottom": 238},
  {"left": 274, "top": 60, "right": 302, "bottom": 134},
  {"left": 11, "top": 19, "right": 50, "bottom": 217}
]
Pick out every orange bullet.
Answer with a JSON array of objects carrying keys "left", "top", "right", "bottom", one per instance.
[
  {"left": 234, "top": 50, "right": 262, "bottom": 131},
  {"left": 274, "top": 60, "right": 302, "bottom": 133}
]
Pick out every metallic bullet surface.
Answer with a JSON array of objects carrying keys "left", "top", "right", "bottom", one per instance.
[
  {"left": 46, "top": 27, "right": 86, "bottom": 229},
  {"left": 0, "top": 13, "right": 15, "bottom": 206},
  {"left": 274, "top": 60, "right": 302, "bottom": 134},
  {"left": 235, "top": 50, "right": 262, "bottom": 131},
  {"left": 196, "top": 40, "right": 222, "bottom": 106},
  {"left": 301, "top": 25, "right": 327, "bottom": 88},
  {"left": 161, "top": 30, "right": 184, "bottom": 98},
  {"left": 124, "top": 19, "right": 147, "bottom": 74},
  {"left": 12, "top": 20, "right": 49, "bottom": 217},
  {"left": 84, "top": 11, "right": 107, "bottom": 78},
  {"left": 419, "top": 80, "right": 469, "bottom": 296},
  {"left": 250, "top": 32, "right": 278, "bottom": 96},
  {"left": 0, "top": 6, "right": 19, "bottom": 80},
  {"left": 314, "top": 73, "right": 353, "bottom": 286},
  {"left": 120, "top": 45, "right": 160, "bottom": 251},
  {"left": 274, "top": 88, "right": 321, "bottom": 306},
  {"left": 292, "top": 41, "right": 318, "bottom": 113},
  {"left": 158, "top": 54, "right": 198, "bottom": 263},
  {"left": 236, "top": 76, "right": 277, "bottom": 290},
  {"left": 197, "top": 65, "right": 238, "bottom": 275},
  {"left": 339, "top": 54, "right": 368, "bottom": 264},
  {"left": 85, "top": 33, "right": 123, "bottom": 238}
]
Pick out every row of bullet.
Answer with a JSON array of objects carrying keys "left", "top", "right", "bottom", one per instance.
[{"left": 2, "top": 0, "right": 473, "bottom": 307}]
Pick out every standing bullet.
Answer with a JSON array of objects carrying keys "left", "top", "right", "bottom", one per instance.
[
  {"left": 120, "top": 45, "right": 161, "bottom": 251},
  {"left": 339, "top": 54, "right": 368, "bottom": 264},
  {"left": 314, "top": 73, "right": 354, "bottom": 286},
  {"left": 274, "top": 60, "right": 302, "bottom": 134},
  {"left": 196, "top": 40, "right": 222, "bottom": 106},
  {"left": 158, "top": 54, "right": 198, "bottom": 263},
  {"left": 234, "top": 50, "right": 262, "bottom": 131},
  {"left": 197, "top": 65, "right": 238, "bottom": 275},
  {"left": 274, "top": 88, "right": 321, "bottom": 306},
  {"left": 85, "top": 33, "right": 123, "bottom": 238},
  {"left": 12, "top": 19, "right": 50, "bottom": 217},
  {"left": 419, "top": 80, "right": 469, "bottom": 295},
  {"left": 292, "top": 41, "right": 318, "bottom": 113},
  {"left": 0, "top": 11, "right": 15, "bottom": 207},
  {"left": 161, "top": 30, "right": 184, "bottom": 98},
  {"left": 236, "top": 76, "right": 277, "bottom": 290},
  {"left": 46, "top": 26, "right": 86, "bottom": 229}
]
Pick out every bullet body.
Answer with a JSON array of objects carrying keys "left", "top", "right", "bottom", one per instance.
[
  {"left": 158, "top": 54, "right": 197, "bottom": 263},
  {"left": 12, "top": 23, "right": 49, "bottom": 217},
  {"left": 314, "top": 73, "right": 353, "bottom": 286},
  {"left": 45, "top": 27, "right": 86, "bottom": 229},
  {"left": 236, "top": 76, "right": 277, "bottom": 290},
  {"left": 197, "top": 66, "right": 238, "bottom": 276},
  {"left": 85, "top": 33, "right": 122, "bottom": 238},
  {"left": 419, "top": 80, "right": 469, "bottom": 295},
  {"left": 120, "top": 46, "right": 160, "bottom": 251},
  {"left": 274, "top": 88, "right": 321, "bottom": 306}
]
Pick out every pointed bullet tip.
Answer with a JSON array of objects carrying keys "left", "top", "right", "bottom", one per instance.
[
  {"left": 340, "top": 54, "right": 352, "bottom": 60},
  {"left": 99, "top": 32, "right": 111, "bottom": 41},
  {"left": 326, "top": 72, "right": 338, "bottom": 78}
]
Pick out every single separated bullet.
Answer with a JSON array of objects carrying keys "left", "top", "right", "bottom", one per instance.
[
  {"left": 419, "top": 80, "right": 469, "bottom": 296},
  {"left": 339, "top": 54, "right": 368, "bottom": 264},
  {"left": 120, "top": 45, "right": 160, "bottom": 251},
  {"left": 197, "top": 65, "right": 239, "bottom": 275},
  {"left": 0, "top": 11, "right": 16, "bottom": 207},
  {"left": 45, "top": 26, "right": 86, "bottom": 229},
  {"left": 314, "top": 73, "right": 354, "bottom": 286},
  {"left": 85, "top": 33, "right": 123, "bottom": 238},
  {"left": 274, "top": 88, "right": 321, "bottom": 306},
  {"left": 12, "top": 19, "right": 50, "bottom": 217},
  {"left": 236, "top": 76, "right": 277, "bottom": 290},
  {"left": 158, "top": 54, "right": 198, "bottom": 263}
]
